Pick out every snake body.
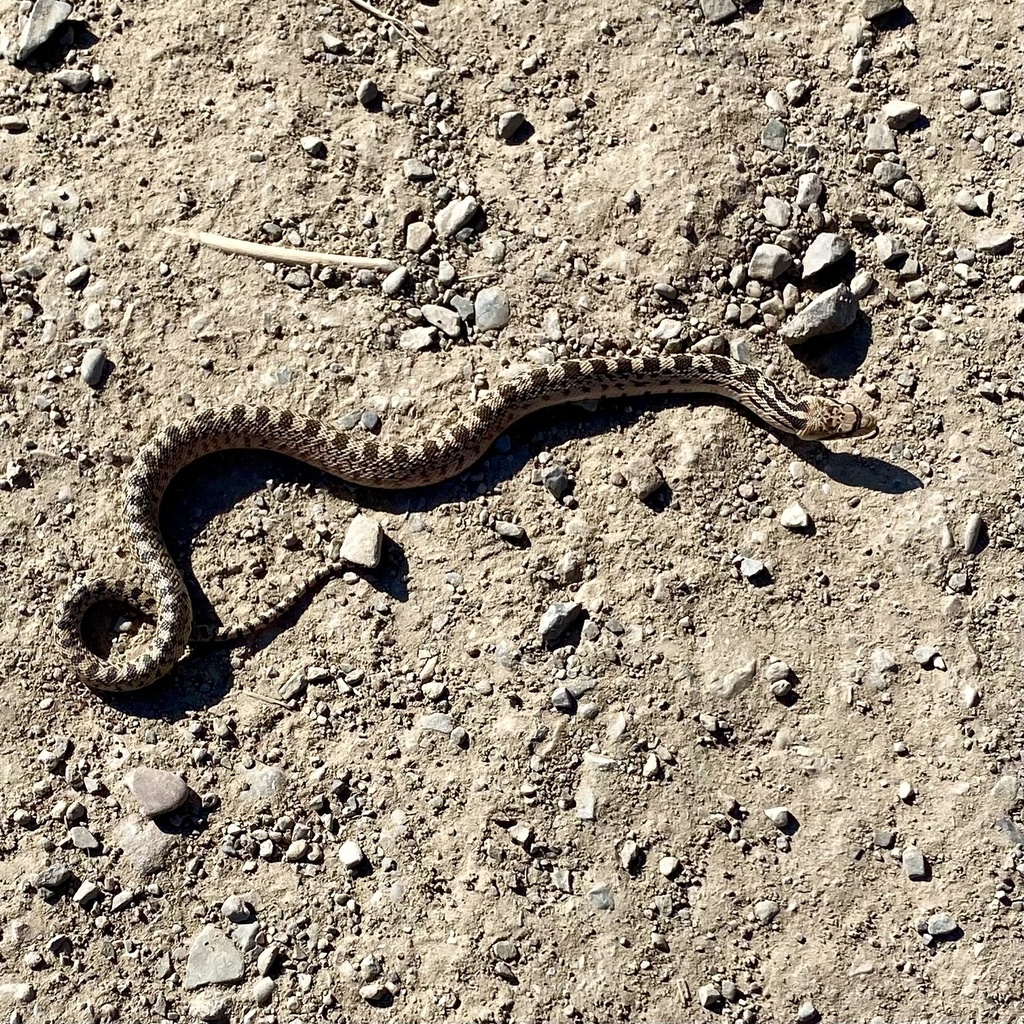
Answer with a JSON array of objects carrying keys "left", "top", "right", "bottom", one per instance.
[{"left": 56, "top": 353, "right": 876, "bottom": 692}]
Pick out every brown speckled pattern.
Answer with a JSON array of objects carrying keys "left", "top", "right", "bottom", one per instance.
[{"left": 55, "top": 354, "right": 876, "bottom": 692}]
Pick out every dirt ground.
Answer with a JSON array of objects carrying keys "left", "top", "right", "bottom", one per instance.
[{"left": 1, "top": 0, "right": 1022, "bottom": 1020}]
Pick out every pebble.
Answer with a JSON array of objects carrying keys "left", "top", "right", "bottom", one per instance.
[
  {"left": 184, "top": 925, "right": 244, "bottom": 990},
  {"left": 864, "top": 122, "right": 896, "bottom": 153},
  {"left": 55, "top": 70, "right": 92, "bottom": 93},
  {"left": 862, "top": 0, "right": 903, "bottom": 18},
  {"left": 252, "top": 977, "right": 276, "bottom": 1006},
  {"left": 419, "top": 713, "right": 453, "bottom": 735},
  {"left": 541, "top": 464, "right": 570, "bottom": 498},
  {"left": 539, "top": 601, "right": 582, "bottom": 642},
  {"left": 962, "top": 513, "right": 983, "bottom": 553},
  {"left": 299, "top": 136, "right": 327, "bottom": 158},
  {"left": 714, "top": 661, "right": 756, "bottom": 698},
  {"left": 402, "top": 158, "right": 434, "bottom": 182},
  {"left": 954, "top": 190, "right": 991, "bottom": 216},
  {"left": 16, "top": 0, "right": 72, "bottom": 62},
  {"left": 754, "top": 899, "right": 780, "bottom": 923},
  {"left": 761, "top": 119, "right": 787, "bottom": 152},
  {"left": 0, "top": 983, "right": 35, "bottom": 1004},
  {"left": 795, "top": 173, "right": 823, "bottom": 209},
  {"left": 474, "top": 286, "right": 510, "bottom": 331},
  {"left": 283, "top": 269, "right": 311, "bottom": 289},
  {"left": 701, "top": 0, "right": 738, "bottom": 22},
  {"left": 220, "top": 896, "right": 253, "bottom": 923},
  {"left": 551, "top": 687, "right": 576, "bottom": 713},
  {"left": 405, "top": 222, "right": 435, "bottom": 254},
  {"left": 125, "top": 766, "right": 189, "bottom": 816},
  {"left": 497, "top": 111, "right": 525, "bottom": 140},
  {"left": 883, "top": 99, "right": 921, "bottom": 129},
  {"left": 959, "top": 88, "right": 980, "bottom": 111},
  {"left": 780, "top": 501, "right": 810, "bottom": 531},
  {"left": 738, "top": 557, "right": 767, "bottom": 581},
  {"left": 69, "top": 826, "right": 100, "bottom": 851},
  {"left": 763, "top": 197, "right": 791, "bottom": 227},
  {"left": 976, "top": 232, "right": 1014, "bottom": 256},
  {"left": 780, "top": 283, "right": 858, "bottom": 344},
  {"left": 382, "top": 266, "right": 409, "bottom": 296},
  {"left": 898, "top": 780, "right": 915, "bottom": 803},
  {"left": 893, "top": 178, "right": 923, "bottom": 208},
  {"left": 434, "top": 195, "right": 480, "bottom": 238},
  {"left": 875, "top": 234, "right": 908, "bottom": 266},
  {"left": 902, "top": 844, "right": 927, "bottom": 880},
  {"left": 748, "top": 243, "right": 792, "bottom": 281},
  {"left": 419, "top": 303, "right": 461, "bottom": 338},
  {"left": 73, "top": 880, "right": 100, "bottom": 906},
  {"left": 399, "top": 326, "right": 436, "bottom": 351},
  {"left": 797, "top": 1002, "right": 820, "bottom": 1024},
  {"left": 765, "top": 806, "right": 791, "bottom": 829},
  {"left": 802, "top": 233, "right": 849, "bottom": 277},
  {"left": 339, "top": 514, "right": 383, "bottom": 568},
  {"left": 80, "top": 347, "right": 107, "bottom": 387},
  {"left": 338, "top": 840, "right": 367, "bottom": 868},
  {"left": 356, "top": 79, "right": 379, "bottom": 106},
  {"left": 698, "top": 984, "right": 724, "bottom": 1010},
  {"left": 658, "top": 856, "right": 680, "bottom": 878},
  {"left": 912, "top": 645, "right": 944, "bottom": 670},
  {"left": 65, "top": 265, "right": 90, "bottom": 289},
  {"left": 926, "top": 912, "right": 958, "bottom": 938},
  {"left": 979, "top": 89, "right": 1010, "bottom": 115},
  {"left": 622, "top": 456, "right": 664, "bottom": 500}
]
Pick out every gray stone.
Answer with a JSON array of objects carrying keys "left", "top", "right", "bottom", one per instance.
[
  {"left": 65, "top": 265, "right": 90, "bottom": 289},
  {"left": 962, "top": 513, "right": 983, "bottom": 553},
  {"left": 419, "top": 713, "right": 453, "bottom": 735},
  {"left": 587, "top": 885, "right": 614, "bottom": 910},
  {"left": 623, "top": 456, "right": 664, "bottom": 500},
  {"left": 402, "top": 158, "right": 434, "bottom": 182},
  {"left": 802, "top": 233, "right": 849, "bottom": 277},
  {"left": 902, "top": 844, "right": 927, "bottom": 880},
  {"left": 872, "top": 160, "right": 906, "bottom": 189},
  {"left": 883, "top": 99, "right": 921, "bottom": 129},
  {"left": 497, "top": 111, "right": 525, "bottom": 140},
  {"left": 338, "top": 839, "right": 367, "bottom": 868},
  {"left": 864, "top": 122, "right": 896, "bottom": 153},
  {"left": 893, "top": 178, "right": 923, "bottom": 207},
  {"left": 356, "top": 79, "right": 379, "bottom": 106},
  {"left": 398, "top": 326, "right": 436, "bottom": 351},
  {"left": 434, "top": 195, "right": 480, "bottom": 238},
  {"left": 299, "top": 136, "right": 326, "bottom": 158},
  {"left": 282, "top": 269, "right": 311, "bottom": 289},
  {"left": 80, "top": 347, "right": 107, "bottom": 387},
  {"left": 763, "top": 197, "right": 791, "bottom": 227},
  {"left": 780, "top": 501, "right": 810, "bottom": 531},
  {"left": 69, "top": 826, "right": 100, "bottom": 851},
  {"left": 780, "top": 284, "right": 858, "bottom": 345},
  {"left": 113, "top": 818, "right": 177, "bottom": 875},
  {"left": 339, "top": 514, "right": 383, "bottom": 568},
  {"left": 927, "top": 912, "right": 957, "bottom": 937},
  {"left": 764, "top": 806, "right": 791, "bottom": 828},
  {"left": 700, "top": 0, "right": 738, "bottom": 21},
  {"left": 55, "top": 70, "right": 92, "bottom": 93},
  {"left": 761, "top": 118, "right": 786, "bottom": 152},
  {"left": 980, "top": 89, "right": 1010, "bottom": 115},
  {"left": 551, "top": 687, "right": 576, "bottom": 713},
  {"left": 748, "top": 243, "right": 793, "bottom": 281},
  {"left": 381, "top": 266, "right": 409, "bottom": 295},
  {"left": 405, "top": 222, "right": 435, "bottom": 254},
  {"left": 35, "top": 863, "right": 73, "bottom": 890},
  {"left": 541, "top": 464, "right": 570, "bottom": 498},
  {"left": 862, "top": 0, "right": 903, "bottom": 19},
  {"left": 754, "top": 899, "right": 780, "bottom": 923},
  {"left": 420, "top": 303, "right": 461, "bottom": 338},
  {"left": 220, "top": 896, "right": 253, "bottom": 923},
  {"left": 126, "top": 766, "right": 189, "bottom": 817},
  {"left": 184, "top": 925, "right": 245, "bottom": 990},
  {"left": 252, "top": 977, "right": 276, "bottom": 1006},
  {"left": 850, "top": 271, "right": 875, "bottom": 298},
  {"left": 539, "top": 601, "right": 582, "bottom": 642},
  {"left": 739, "top": 557, "right": 767, "bottom": 580},
  {"left": 795, "top": 173, "right": 823, "bottom": 209},
  {"left": 17, "top": 0, "right": 72, "bottom": 62},
  {"left": 474, "top": 286, "right": 510, "bottom": 331},
  {"left": 321, "top": 32, "right": 345, "bottom": 54},
  {"left": 698, "top": 984, "right": 724, "bottom": 1010},
  {"left": 976, "top": 231, "right": 1014, "bottom": 256},
  {"left": 875, "top": 234, "right": 908, "bottom": 266}
]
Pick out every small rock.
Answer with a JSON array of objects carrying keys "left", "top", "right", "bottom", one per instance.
[
  {"left": 398, "top": 326, "right": 437, "bottom": 351},
  {"left": 862, "top": 0, "right": 903, "bottom": 19},
  {"left": 252, "top": 976, "right": 276, "bottom": 1006},
  {"left": 69, "top": 826, "right": 100, "bottom": 851},
  {"left": 902, "top": 844, "right": 927, "bottom": 880},
  {"left": 359, "top": 982, "right": 389, "bottom": 1004},
  {"left": 539, "top": 601, "right": 582, "bottom": 642},
  {"left": 125, "top": 766, "right": 189, "bottom": 817},
  {"left": 976, "top": 232, "right": 1014, "bottom": 256},
  {"left": 184, "top": 925, "right": 244, "bottom": 990},
  {"left": 541, "top": 464, "right": 570, "bottom": 499},
  {"left": 16, "top": 0, "right": 72, "bottom": 62},
  {"left": 761, "top": 119, "right": 787, "bottom": 152},
  {"left": 959, "top": 89, "right": 980, "bottom": 111},
  {"left": 700, "top": 0, "right": 738, "bottom": 23},
  {"left": 587, "top": 885, "right": 614, "bottom": 910},
  {"left": 55, "top": 70, "right": 92, "bottom": 94},
  {"left": 754, "top": 899, "right": 780, "bottom": 923},
  {"left": 402, "top": 158, "right": 434, "bottom": 182},
  {"left": 356, "top": 79, "right": 379, "bottom": 106},
  {"left": 220, "top": 896, "right": 253, "bottom": 924},
  {"left": 658, "top": 856, "right": 680, "bottom": 878},
  {"left": 420, "top": 304, "right": 461, "bottom": 338},
  {"left": 382, "top": 266, "right": 409, "bottom": 295},
  {"left": 927, "top": 912, "right": 957, "bottom": 938},
  {"left": 864, "top": 122, "right": 897, "bottom": 153},
  {"left": 893, "top": 178, "right": 923, "bottom": 208},
  {"left": 419, "top": 713, "right": 453, "bottom": 735},
  {"left": 780, "top": 501, "right": 810, "bottom": 531},
  {"left": 405, "top": 221, "right": 435, "bottom": 254},
  {"left": 802, "top": 233, "right": 850, "bottom": 277},
  {"left": 321, "top": 32, "right": 345, "bottom": 54},
  {"left": 898, "top": 780, "right": 915, "bottom": 803},
  {"left": 80, "top": 347, "right": 107, "bottom": 388},
  {"left": 962, "top": 513, "right": 983, "bottom": 553},
  {"left": 551, "top": 687, "right": 576, "bottom": 714},
  {"left": 299, "top": 136, "right": 327, "bottom": 158},
  {"left": 780, "top": 284, "right": 858, "bottom": 345},
  {"left": 497, "top": 111, "right": 525, "bottom": 140},
  {"left": 434, "top": 195, "right": 480, "bottom": 238},
  {"left": 763, "top": 197, "right": 791, "bottom": 228},
  {"left": 738, "top": 557, "right": 767, "bottom": 580},
  {"left": 698, "top": 984, "right": 724, "bottom": 1010},
  {"left": 979, "top": 89, "right": 1010, "bottom": 115},
  {"left": 883, "top": 99, "right": 921, "bottom": 129},
  {"left": 623, "top": 456, "right": 664, "bottom": 500},
  {"left": 339, "top": 514, "right": 383, "bottom": 568},
  {"left": 338, "top": 840, "right": 366, "bottom": 869},
  {"left": 798, "top": 1002, "right": 820, "bottom": 1024},
  {"left": 474, "top": 286, "right": 511, "bottom": 332},
  {"left": 748, "top": 244, "right": 793, "bottom": 281},
  {"left": 795, "top": 173, "right": 823, "bottom": 209},
  {"left": 764, "top": 806, "right": 791, "bottom": 828}
]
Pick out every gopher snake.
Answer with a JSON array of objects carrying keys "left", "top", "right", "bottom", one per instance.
[{"left": 56, "top": 353, "right": 876, "bottom": 692}]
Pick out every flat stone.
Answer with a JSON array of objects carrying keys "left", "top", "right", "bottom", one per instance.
[
  {"left": 419, "top": 713, "right": 453, "bottom": 735},
  {"left": 748, "top": 243, "right": 793, "bottom": 281},
  {"left": 125, "top": 766, "right": 189, "bottom": 817},
  {"left": 802, "top": 233, "right": 850, "bottom": 277},
  {"left": 339, "top": 514, "right": 383, "bottom": 568},
  {"left": 434, "top": 195, "right": 480, "bottom": 238},
  {"left": 761, "top": 119, "right": 787, "bottom": 152},
  {"left": 780, "top": 284, "right": 858, "bottom": 345},
  {"left": 875, "top": 234, "right": 908, "bottom": 266},
  {"left": 864, "top": 122, "right": 897, "bottom": 153},
  {"left": 976, "top": 231, "right": 1014, "bottom": 256},
  {"left": 883, "top": 99, "right": 921, "bottom": 129},
  {"left": 68, "top": 826, "right": 100, "bottom": 851},
  {"left": 405, "top": 221, "right": 435, "bottom": 254},
  {"left": 184, "top": 925, "right": 245, "bottom": 990},
  {"left": 927, "top": 912, "right": 957, "bottom": 937},
  {"left": 398, "top": 326, "right": 437, "bottom": 351},
  {"left": 420, "top": 303, "right": 461, "bottom": 338},
  {"left": 763, "top": 197, "right": 791, "bottom": 227},
  {"left": 17, "top": 0, "right": 72, "bottom": 62},
  {"left": 979, "top": 89, "right": 1010, "bottom": 115},
  {"left": 474, "top": 286, "right": 511, "bottom": 331},
  {"left": 55, "top": 70, "right": 92, "bottom": 93},
  {"left": 402, "top": 158, "right": 434, "bottom": 182}
]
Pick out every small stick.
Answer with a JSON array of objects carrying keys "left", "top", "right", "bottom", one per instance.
[{"left": 162, "top": 227, "right": 398, "bottom": 273}]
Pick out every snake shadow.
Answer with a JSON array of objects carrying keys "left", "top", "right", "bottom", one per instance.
[{"left": 97, "top": 389, "right": 918, "bottom": 718}]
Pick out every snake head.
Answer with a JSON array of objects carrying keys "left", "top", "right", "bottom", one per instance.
[{"left": 797, "top": 397, "right": 877, "bottom": 441}]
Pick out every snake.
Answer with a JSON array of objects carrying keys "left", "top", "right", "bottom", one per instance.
[{"left": 55, "top": 353, "right": 876, "bottom": 692}]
